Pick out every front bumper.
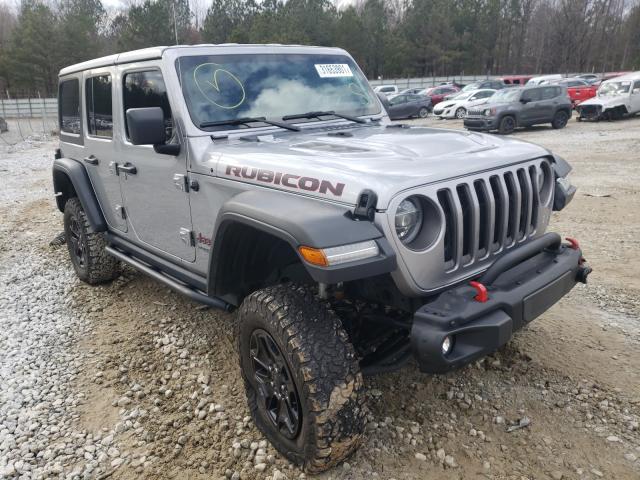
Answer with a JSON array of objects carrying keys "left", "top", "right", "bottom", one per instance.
[
  {"left": 411, "top": 233, "right": 591, "bottom": 373},
  {"left": 463, "top": 116, "right": 497, "bottom": 131}
]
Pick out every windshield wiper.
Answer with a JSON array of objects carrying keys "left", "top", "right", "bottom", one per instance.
[
  {"left": 199, "top": 116, "right": 300, "bottom": 132},
  {"left": 282, "top": 110, "right": 368, "bottom": 124}
]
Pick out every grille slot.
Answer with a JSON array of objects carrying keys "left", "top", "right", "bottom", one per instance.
[{"left": 436, "top": 162, "right": 545, "bottom": 272}]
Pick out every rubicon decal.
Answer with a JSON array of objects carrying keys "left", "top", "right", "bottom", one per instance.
[{"left": 225, "top": 165, "right": 345, "bottom": 197}]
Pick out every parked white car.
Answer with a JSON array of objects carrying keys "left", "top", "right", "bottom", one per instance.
[
  {"left": 373, "top": 84, "right": 399, "bottom": 95},
  {"left": 432, "top": 89, "right": 496, "bottom": 119},
  {"left": 576, "top": 71, "right": 640, "bottom": 121},
  {"left": 526, "top": 74, "right": 563, "bottom": 86}
]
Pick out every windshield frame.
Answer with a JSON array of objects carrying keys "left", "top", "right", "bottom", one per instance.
[{"left": 174, "top": 52, "right": 382, "bottom": 132}]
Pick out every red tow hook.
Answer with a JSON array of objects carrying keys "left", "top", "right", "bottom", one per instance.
[
  {"left": 469, "top": 281, "right": 489, "bottom": 303},
  {"left": 565, "top": 237, "right": 580, "bottom": 250}
]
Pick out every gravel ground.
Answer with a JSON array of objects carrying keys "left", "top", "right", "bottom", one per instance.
[{"left": 1, "top": 116, "right": 639, "bottom": 480}]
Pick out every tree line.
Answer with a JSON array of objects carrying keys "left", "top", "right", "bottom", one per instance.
[{"left": 0, "top": 0, "right": 639, "bottom": 97}]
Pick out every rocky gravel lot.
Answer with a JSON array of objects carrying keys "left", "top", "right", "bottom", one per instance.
[{"left": 1, "top": 117, "right": 639, "bottom": 480}]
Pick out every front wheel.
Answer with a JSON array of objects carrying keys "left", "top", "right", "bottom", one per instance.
[
  {"left": 455, "top": 107, "right": 466, "bottom": 119},
  {"left": 498, "top": 115, "right": 516, "bottom": 134},
  {"left": 552, "top": 110, "right": 569, "bottom": 129},
  {"left": 238, "top": 284, "right": 366, "bottom": 473},
  {"left": 418, "top": 107, "right": 429, "bottom": 118},
  {"left": 63, "top": 198, "right": 119, "bottom": 284}
]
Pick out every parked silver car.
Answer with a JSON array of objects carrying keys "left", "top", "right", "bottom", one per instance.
[{"left": 53, "top": 44, "right": 589, "bottom": 473}]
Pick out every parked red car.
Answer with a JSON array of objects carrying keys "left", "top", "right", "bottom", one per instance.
[
  {"left": 421, "top": 85, "right": 460, "bottom": 105},
  {"left": 556, "top": 78, "right": 598, "bottom": 107},
  {"left": 500, "top": 75, "right": 533, "bottom": 86}
]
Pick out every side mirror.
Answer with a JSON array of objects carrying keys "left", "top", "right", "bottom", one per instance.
[
  {"left": 520, "top": 97, "right": 531, "bottom": 104},
  {"left": 126, "top": 107, "right": 180, "bottom": 156}
]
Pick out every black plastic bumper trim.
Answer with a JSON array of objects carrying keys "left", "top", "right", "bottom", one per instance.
[{"left": 411, "top": 238, "right": 588, "bottom": 373}]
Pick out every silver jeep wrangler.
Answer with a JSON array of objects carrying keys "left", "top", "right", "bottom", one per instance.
[{"left": 53, "top": 44, "right": 591, "bottom": 472}]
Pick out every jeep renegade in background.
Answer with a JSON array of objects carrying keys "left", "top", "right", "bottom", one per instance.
[
  {"left": 53, "top": 45, "right": 590, "bottom": 472},
  {"left": 464, "top": 85, "right": 572, "bottom": 134}
]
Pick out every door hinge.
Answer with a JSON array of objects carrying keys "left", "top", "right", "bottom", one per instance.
[
  {"left": 115, "top": 205, "right": 126, "bottom": 219},
  {"left": 179, "top": 228, "right": 195, "bottom": 247},
  {"left": 173, "top": 173, "right": 188, "bottom": 192}
]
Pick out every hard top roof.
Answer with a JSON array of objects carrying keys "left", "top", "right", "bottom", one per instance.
[{"left": 58, "top": 44, "right": 345, "bottom": 77}]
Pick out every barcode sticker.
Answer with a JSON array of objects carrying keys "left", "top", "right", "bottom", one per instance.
[{"left": 314, "top": 64, "right": 353, "bottom": 78}]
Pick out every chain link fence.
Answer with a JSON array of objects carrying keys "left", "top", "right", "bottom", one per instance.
[{"left": 0, "top": 98, "right": 59, "bottom": 147}]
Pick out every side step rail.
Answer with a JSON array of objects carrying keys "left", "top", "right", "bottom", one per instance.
[{"left": 105, "top": 246, "right": 232, "bottom": 312}]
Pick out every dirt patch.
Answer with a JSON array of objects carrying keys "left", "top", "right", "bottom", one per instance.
[{"left": 2, "top": 117, "right": 640, "bottom": 479}]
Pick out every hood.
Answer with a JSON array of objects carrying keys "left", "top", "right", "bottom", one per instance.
[
  {"left": 201, "top": 124, "right": 549, "bottom": 209},
  {"left": 578, "top": 95, "right": 629, "bottom": 108}
]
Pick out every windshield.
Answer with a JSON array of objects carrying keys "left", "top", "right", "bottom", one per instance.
[
  {"left": 461, "top": 83, "right": 479, "bottom": 92},
  {"left": 598, "top": 81, "right": 631, "bottom": 96},
  {"left": 176, "top": 53, "right": 380, "bottom": 129},
  {"left": 488, "top": 88, "right": 521, "bottom": 103}
]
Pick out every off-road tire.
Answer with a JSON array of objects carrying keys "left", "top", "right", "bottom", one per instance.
[
  {"left": 498, "top": 115, "right": 516, "bottom": 134},
  {"left": 455, "top": 107, "right": 466, "bottom": 119},
  {"left": 552, "top": 110, "right": 569, "bottom": 129},
  {"left": 63, "top": 198, "right": 119, "bottom": 284},
  {"left": 418, "top": 107, "right": 429, "bottom": 118},
  {"left": 237, "top": 284, "right": 366, "bottom": 473}
]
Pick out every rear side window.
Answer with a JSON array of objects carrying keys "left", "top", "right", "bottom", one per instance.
[
  {"left": 123, "top": 70, "right": 173, "bottom": 140},
  {"left": 86, "top": 75, "right": 113, "bottom": 138},
  {"left": 541, "top": 87, "right": 558, "bottom": 100},
  {"left": 59, "top": 79, "right": 81, "bottom": 135}
]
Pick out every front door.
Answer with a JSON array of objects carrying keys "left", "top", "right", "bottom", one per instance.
[
  {"left": 631, "top": 81, "right": 640, "bottom": 113},
  {"left": 520, "top": 88, "right": 544, "bottom": 124},
  {"left": 116, "top": 67, "right": 195, "bottom": 261},
  {"left": 82, "top": 69, "right": 127, "bottom": 232}
]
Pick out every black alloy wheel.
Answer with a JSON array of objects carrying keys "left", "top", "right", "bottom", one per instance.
[{"left": 249, "top": 329, "right": 302, "bottom": 439}]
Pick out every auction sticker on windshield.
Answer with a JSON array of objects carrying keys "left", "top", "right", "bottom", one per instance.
[{"left": 315, "top": 64, "right": 353, "bottom": 78}]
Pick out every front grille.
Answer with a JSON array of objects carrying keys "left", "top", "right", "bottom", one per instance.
[{"left": 436, "top": 162, "right": 547, "bottom": 272}]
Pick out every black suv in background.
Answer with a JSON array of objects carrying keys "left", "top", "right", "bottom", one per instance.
[{"left": 463, "top": 85, "right": 572, "bottom": 134}]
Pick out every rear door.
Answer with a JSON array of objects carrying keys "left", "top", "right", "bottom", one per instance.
[
  {"left": 116, "top": 65, "right": 195, "bottom": 261},
  {"left": 540, "top": 86, "right": 559, "bottom": 120},
  {"left": 82, "top": 69, "right": 127, "bottom": 232}
]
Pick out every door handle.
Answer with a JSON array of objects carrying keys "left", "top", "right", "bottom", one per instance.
[
  {"left": 118, "top": 163, "right": 137, "bottom": 175},
  {"left": 83, "top": 155, "right": 99, "bottom": 165}
]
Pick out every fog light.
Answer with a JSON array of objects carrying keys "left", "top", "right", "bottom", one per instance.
[{"left": 442, "top": 336, "right": 453, "bottom": 356}]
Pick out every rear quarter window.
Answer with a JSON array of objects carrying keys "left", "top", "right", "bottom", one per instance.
[{"left": 59, "top": 79, "right": 81, "bottom": 135}]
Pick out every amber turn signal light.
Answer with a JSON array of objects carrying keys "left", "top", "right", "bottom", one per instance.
[{"left": 298, "top": 246, "right": 329, "bottom": 267}]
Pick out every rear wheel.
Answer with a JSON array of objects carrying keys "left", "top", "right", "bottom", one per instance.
[
  {"left": 63, "top": 198, "right": 119, "bottom": 284},
  {"left": 552, "top": 110, "right": 569, "bottom": 129},
  {"left": 418, "top": 107, "right": 429, "bottom": 118},
  {"left": 498, "top": 115, "right": 516, "bottom": 134},
  {"left": 238, "top": 284, "right": 366, "bottom": 473},
  {"left": 455, "top": 107, "right": 466, "bottom": 119}
]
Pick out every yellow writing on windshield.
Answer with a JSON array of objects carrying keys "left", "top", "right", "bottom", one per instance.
[{"left": 194, "top": 63, "right": 246, "bottom": 109}]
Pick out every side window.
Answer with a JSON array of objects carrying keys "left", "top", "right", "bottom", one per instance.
[
  {"left": 522, "top": 89, "right": 542, "bottom": 102},
  {"left": 123, "top": 70, "right": 173, "bottom": 140},
  {"left": 86, "top": 75, "right": 113, "bottom": 138},
  {"left": 477, "top": 91, "right": 492, "bottom": 99},
  {"left": 391, "top": 95, "right": 407, "bottom": 104},
  {"left": 633, "top": 81, "right": 640, "bottom": 94},
  {"left": 541, "top": 87, "right": 557, "bottom": 100},
  {"left": 59, "top": 79, "right": 81, "bottom": 135}
]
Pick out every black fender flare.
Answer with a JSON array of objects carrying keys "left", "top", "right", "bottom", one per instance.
[
  {"left": 52, "top": 158, "right": 107, "bottom": 232},
  {"left": 208, "top": 190, "right": 397, "bottom": 292}
]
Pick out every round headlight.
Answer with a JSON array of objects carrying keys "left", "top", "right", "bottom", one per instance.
[
  {"left": 395, "top": 197, "right": 423, "bottom": 244},
  {"left": 483, "top": 108, "right": 492, "bottom": 116}
]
